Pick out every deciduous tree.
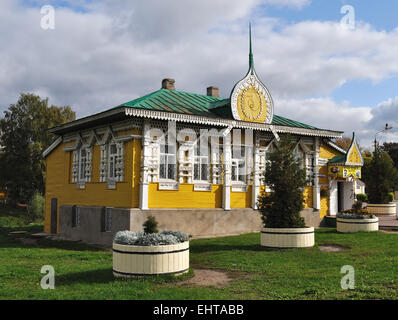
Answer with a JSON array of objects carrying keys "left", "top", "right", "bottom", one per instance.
[{"left": 0, "top": 93, "right": 75, "bottom": 204}]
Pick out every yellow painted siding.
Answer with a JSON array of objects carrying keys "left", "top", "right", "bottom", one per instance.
[
  {"left": 320, "top": 194, "right": 329, "bottom": 217},
  {"left": 230, "top": 186, "right": 252, "bottom": 208},
  {"left": 319, "top": 143, "right": 340, "bottom": 159},
  {"left": 318, "top": 166, "right": 329, "bottom": 185},
  {"left": 304, "top": 186, "right": 313, "bottom": 208},
  {"left": 44, "top": 132, "right": 141, "bottom": 233},
  {"left": 148, "top": 184, "right": 223, "bottom": 208},
  {"left": 318, "top": 143, "right": 344, "bottom": 216}
]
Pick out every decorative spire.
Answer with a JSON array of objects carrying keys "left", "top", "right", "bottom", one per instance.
[{"left": 249, "top": 22, "right": 254, "bottom": 74}]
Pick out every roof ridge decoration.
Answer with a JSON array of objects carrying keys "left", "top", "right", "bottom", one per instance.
[
  {"left": 345, "top": 132, "right": 364, "bottom": 166},
  {"left": 328, "top": 132, "right": 363, "bottom": 166},
  {"left": 230, "top": 23, "right": 274, "bottom": 125}
]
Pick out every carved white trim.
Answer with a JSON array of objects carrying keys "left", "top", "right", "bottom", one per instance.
[
  {"left": 158, "top": 182, "right": 179, "bottom": 190},
  {"left": 84, "top": 147, "right": 92, "bottom": 183},
  {"left": 115, "top": 142, "right": 124, "bottom": 182},
  {"left": 42, "top": 137, "right": 62, "bottom": 158},
  {"left": 231, "top": 185, "right": 247, "bottom": 192},
  {"left": 100, "top": 145, "right": 107, "bottom": 182},
  {"left": 318, "top": 158, "right": 329, "bottom": 167},
  {"left": 222, "top": 133, "right": 232, "bottom": 210},
  {"left": 72, "top": 150, "right": 79, "bottom": 183},
  {"left": 124, "top": 108, "right": 343, "bottom": 139},
  {"left": 193, "top": 183, "right": 212, "bottom": 191}
]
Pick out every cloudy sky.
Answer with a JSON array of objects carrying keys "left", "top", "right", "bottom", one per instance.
[{"left": 1, "top": 0, "right": 398, "bottom": 149}]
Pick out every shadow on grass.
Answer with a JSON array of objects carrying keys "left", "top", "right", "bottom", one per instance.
[
  {"left": 0, "top": 226, "right": 106, "bottom": 252},
  {"left": 56, "top": 268, "right": 115, "bottom": 285},
  {"left": 56, "top": 268, "right": 195, "bottom": 286},
  {"left": 190, "top": 243, "right": 282, "bottom": 254}
]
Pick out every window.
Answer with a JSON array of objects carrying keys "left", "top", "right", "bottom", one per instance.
[
  {"left": 211, "top": 145, "right": 223, "bottom": 185},
  {"left": 105, "top": 208, "right": 112, "bottom": 232},
  {"left": 231, "top": 145, "right": 246, "bottom": 183},
  {"left": 73, "top": 147, "right": 92, "bottom": 184},
  {"left": 159, "top": 144, "right": 176, "bottom": 180},
  {"left": 101, "top": 207, "right": 112, "bottom": 232},
  {"left": 108, "top": 143, "right": 117, "bottom": 180},
  {"left": 194, "top": 145, "right": 209, "bottom": 182},
  {"left": 305, "top": 154, "right": 315, "bottom": 186},
  {"left": 78, "top": 149, "right": 87, "bottom": 182},
  {"left": 72, "top": 206, "right": 80, "bottom": 228}
]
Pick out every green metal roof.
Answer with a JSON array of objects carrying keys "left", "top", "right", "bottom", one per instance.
[
  {"left": 328, "top": 155, "right": 346, "bottom": 164},
  {"left": 119, "top": 89, "right": 223, "bottom": 118},
  {"left": 119, "top": 89, "right": 320, "bottom": 130}
]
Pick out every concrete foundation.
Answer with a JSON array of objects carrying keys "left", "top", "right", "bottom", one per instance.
[{"left": 59, "top": 205, "right": 322, "bottom": 247}]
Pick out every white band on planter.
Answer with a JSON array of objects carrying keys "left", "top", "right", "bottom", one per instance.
[
  {"left": 366, "top": 203, "right": 396, "bottom": 216},
  {"left": 260, "top": 227, "right": 315, "bottom": 248},
  {"left": 336, "top": 217, "right": 379, "bottom": 233},
  {"left": 113, "top": 241, "right": 189, "bottom": 277}
]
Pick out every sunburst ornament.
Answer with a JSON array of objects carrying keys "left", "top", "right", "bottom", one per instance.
[{"left": 230, "top": 23, "right": 274, "bottom": 124}]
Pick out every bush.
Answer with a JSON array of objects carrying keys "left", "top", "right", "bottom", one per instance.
[
  {"left": 320, "top": 188, "right": 329, "bottom": 198},
  {"left": 29, "top": 192, "right": 44, "bottom": 221},
  {"left": 113, "top": 230, "right": 189, "bottom": 246},
  {"left": 356, "top": 193, "right": 368, "bottom": 202},
  {"left": 336, "top": 200, "right": 375, "bottom": 219},
  {"left": 143, "top": 215, "right": 159, "bottom": 234},
  {"left": 388, "top": 192, "right": 395, "bottom": 202},
  {"left": 257, "top": 134, "right": 307, "bottom": 228},
  {"left": 362, "top": 150, "right": 398, "bottom": 204}
]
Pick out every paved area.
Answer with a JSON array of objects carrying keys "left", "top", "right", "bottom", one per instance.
[
  {"left": 379, "top": 215, "right": 398, "bottom": 230},
  {"left": 378, "top": 200, "right": 398, "bottom": 230}
]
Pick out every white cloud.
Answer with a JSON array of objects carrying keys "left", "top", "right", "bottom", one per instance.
[{"left": 0, "top": 0, "right": 397, "bottom": 149}]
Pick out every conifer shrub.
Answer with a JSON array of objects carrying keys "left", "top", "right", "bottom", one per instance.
[
  {"left": 362, "top": 150, "right": 398, "bottom": 204},
  {"left": 143, "top": 215, "right": 159, "bottom": 234},
  {"left": 257, "top": 134, "right": 307, "bottom": 228},
  {"left": 356, "top": 193, "right": 368, "bottom": 203}
]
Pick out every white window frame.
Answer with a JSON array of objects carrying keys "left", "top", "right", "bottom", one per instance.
[
  {"left": 159, "top": 143, "right": 176, "bottom": 181},
  {"left": 231, "top": 145, "right": 246, "bottom": 184},
  {"left": 108, "top": 143, "right": 118, "bottom": 182},
  {"left": 193, "top": 144, "right": 210, "bottom": 183},
  {"left": 78, "top": 148, "right": 87, "bottom": 183}
]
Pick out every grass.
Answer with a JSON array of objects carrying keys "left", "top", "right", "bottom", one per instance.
[{"left": 1, "top": 209, "right": 398, "bottom": 300}]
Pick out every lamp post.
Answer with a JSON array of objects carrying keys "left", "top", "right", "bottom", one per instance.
[{"left": 374, "top": 123, "right": 393, "bottom": 154}]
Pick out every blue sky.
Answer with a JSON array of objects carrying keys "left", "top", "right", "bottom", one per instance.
[
  {"left": 260, "top": 0, "right": 398, "bottom": 109},
  {"left": 1, "top": 0, "right": 398, "bottom": 148}
]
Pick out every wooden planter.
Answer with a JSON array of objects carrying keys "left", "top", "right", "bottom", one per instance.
[
  {"left": 112, "top": 241, "right": 189, "bottom": 277},
  {"left": 260, "top": 227, "right": 314, "bottom": 248},
  {"left": 367, "top": 203, "right": 396, "bottom": 216},
  {"left": 336, "top": 217, "right": 379, "bottom": 233}
]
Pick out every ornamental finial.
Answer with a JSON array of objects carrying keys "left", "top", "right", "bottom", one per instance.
[{"left": 249, "top": 22, "right": 254, "bottom": 74}]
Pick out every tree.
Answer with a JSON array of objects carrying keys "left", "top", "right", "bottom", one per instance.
[
  {"left": 335, "top": 136, "right": 363, "bottom": 152},
  {"left": 0, "top": 93, "right": 75, "bottom": 204},
  {"left": 334, "top": 136, "right": 352, "bottom": 150},
  {"left": 362, "top": 148, "right": 398, "bottom": 203},
  {"left": 382, "top": 142, "right": 398, "bottom": 170},
  {"left": 257, "top": 134, "right": 307, "bottom": 228}
]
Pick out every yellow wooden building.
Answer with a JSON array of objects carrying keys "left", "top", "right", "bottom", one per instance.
[{"left": 43, "top": 30, "right": 363, "bottom": 245}]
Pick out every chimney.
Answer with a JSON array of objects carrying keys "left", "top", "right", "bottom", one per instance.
[
  {"left": 162, "top": 78, "right": 175, "bottom": 90},
  {"left": 207, "top": 86, "right": 219, "bottom": 98}
]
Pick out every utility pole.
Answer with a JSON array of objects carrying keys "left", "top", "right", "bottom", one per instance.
[{"left": 374, "top": 123, "right": 393, "bottom": 154}]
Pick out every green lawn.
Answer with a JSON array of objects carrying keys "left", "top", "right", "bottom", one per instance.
[{"left": 1, "top": 217, "right": 398, "bottom": 299}]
